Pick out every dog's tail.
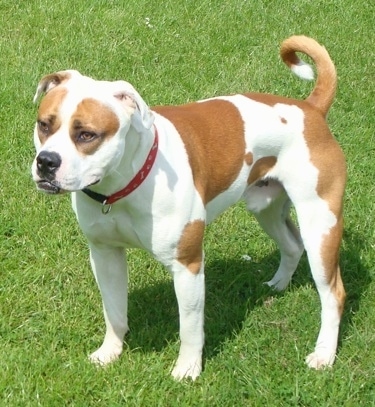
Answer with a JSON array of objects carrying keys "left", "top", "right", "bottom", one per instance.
[{"left": 280, "top": 35, "right": 336, "bottom": 116}]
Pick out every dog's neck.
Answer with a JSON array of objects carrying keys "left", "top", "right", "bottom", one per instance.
[{"left": 86, "top": 124, "right": 157, "bottom": 198}]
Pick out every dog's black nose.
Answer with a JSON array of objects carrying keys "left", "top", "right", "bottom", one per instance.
[{"left": 36, "top": 151, "right": 62, "bottom": 177}]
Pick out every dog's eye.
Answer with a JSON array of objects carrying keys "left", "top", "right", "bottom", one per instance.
[
  {"left": 77, "top": 131, "right": 97, "bottom": 142},
  {"left": 38, "top": 121, "right": 49, "bottom": 134}
]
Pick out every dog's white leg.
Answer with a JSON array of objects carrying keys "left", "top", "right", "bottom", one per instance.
[
  {"left": 171, "top": 261, "right": 205, "bottom": 381},
  {"left": 88, "top": 244, "right": 129, "bottom": 365},
  {"left": 247, "top": 184, "right": 304, "bottom": 290},
  {"left": 293, "top": 202, "right": 345, "bottom": 369}
]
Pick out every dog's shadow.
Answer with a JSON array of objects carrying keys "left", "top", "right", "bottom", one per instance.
[{"left": 125, "top": 226, "right": 369, "bottom": 359}]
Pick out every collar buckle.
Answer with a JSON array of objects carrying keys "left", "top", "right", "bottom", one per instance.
[{"left": 102, "top": 200, "right": 112, "bottom": 215}]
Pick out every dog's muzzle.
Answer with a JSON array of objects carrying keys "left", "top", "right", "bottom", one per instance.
[{"left": 35, "top": 151, "right": 62, "bottom": 193}]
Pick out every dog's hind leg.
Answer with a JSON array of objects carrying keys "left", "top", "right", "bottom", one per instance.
[
  {"left": 249, "top": 175, "right": 345, "bottom": 368},
  {"left": 292, "top": 197, "right": 345, "bottom": 368},
  {"left": 88, "top": 244, "right": 129, "bottom": 365},
  {"left": 245, "top": 180, "right": 304, "bottom": 291}
]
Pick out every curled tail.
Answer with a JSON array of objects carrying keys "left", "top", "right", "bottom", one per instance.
[{"left": 280, "top": 35, "right": 337, "bottom": 116}]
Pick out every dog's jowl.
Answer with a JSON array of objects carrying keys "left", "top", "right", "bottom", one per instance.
[{"left": 32, "top": 36, "right": 346, "bottom": 380}]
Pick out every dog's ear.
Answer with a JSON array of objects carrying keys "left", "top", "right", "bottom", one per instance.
[
  {"left": 33, "top": 70, "right": 80, "bottom": 103},
  {"left": 113, "top": 81, "right": 154, "bottom": 133}
]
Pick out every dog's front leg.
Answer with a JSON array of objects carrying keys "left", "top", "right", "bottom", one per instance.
[
  {"left": 88, "top": 243, "right": 129, "bottom": 365},
  {"left": 171, "top": 261, "right": 205, "bottom": 381}
]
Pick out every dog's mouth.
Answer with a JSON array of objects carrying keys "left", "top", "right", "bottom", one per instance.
[
  {"left": 86, "top": 179, "right": 100, "bottom": 188},
  {"left": 36, "top": 180, "right": 62, "bottom": 194},
  {"left": 36, "top": 178, "right": 100, "bottom": 194}
]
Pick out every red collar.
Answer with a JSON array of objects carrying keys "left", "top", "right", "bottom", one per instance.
[{"left": 82, "top": 127, "right": 159, "bottom": 213}]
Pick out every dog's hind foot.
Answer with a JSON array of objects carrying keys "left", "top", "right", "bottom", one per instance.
[
  {"left": 265, "top": 266, "right": 297, "bottom": 291},
  {"left": 265, "top": 276, "right": 291, "bottom": 291}
]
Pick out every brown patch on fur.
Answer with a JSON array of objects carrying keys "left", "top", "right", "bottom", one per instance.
[
  {"left": 70, "top": 98, "right": 120, "bottom": 155},
  {"left": 321, "top": 218, "right": 346, "bottom": 315},
  {"left": 248, "top": 156, "right": 277, "bottom": 185},
  {"left": 37, "top": 87, "right": 68, "bottom": 144},
  {"left": 153, "top": 99, "right": 245, "bottom": 204},
  {"left": 303, "top": 110, "right": 346, "bottom": 217},
  {"left": 280, "top": 117, "right": 287, "bottom": 124},
  {"left": 176, "top": 220, "right": 205, "bottom": 274},
  {"left": 244, "top": 152, "right": 254, "bottom": 165}
]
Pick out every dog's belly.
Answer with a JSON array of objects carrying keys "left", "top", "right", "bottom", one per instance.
[{"left": 205, "top": 164, "right": 250, "bottom": 223}]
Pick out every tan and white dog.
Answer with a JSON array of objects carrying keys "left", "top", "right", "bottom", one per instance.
[{"left": 31, "top": 36, "right": 346, "bottom": 380}]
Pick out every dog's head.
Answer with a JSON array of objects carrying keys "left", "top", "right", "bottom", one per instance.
[{"left": 31, "top": 70, "right": 154, "bottom": 194}]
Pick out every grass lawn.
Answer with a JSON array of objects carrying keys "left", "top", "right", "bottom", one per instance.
[{"left": 0, "top": 0, "right": 374, "bottom": 405}]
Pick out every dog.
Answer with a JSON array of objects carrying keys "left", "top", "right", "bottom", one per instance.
[{"left": 31, "top": 35, "right": 346, "bottom": 380}]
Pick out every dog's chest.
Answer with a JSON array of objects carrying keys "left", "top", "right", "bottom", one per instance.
[
  {"left": 72, "top": 195, "right": 149, "bottom": 248},
  {"left": 85, "top": 215, "right": 145, "bottom": 248}
]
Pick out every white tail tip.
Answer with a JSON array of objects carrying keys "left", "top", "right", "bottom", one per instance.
[{"left": 291, "top": 60, "right": 315, "bottom": 81}]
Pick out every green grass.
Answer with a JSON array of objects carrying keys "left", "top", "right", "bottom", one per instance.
[{"left": 0, "top": 0, "right": 374, "bottom": 405}]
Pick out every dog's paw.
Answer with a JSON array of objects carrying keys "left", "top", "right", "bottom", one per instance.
[
  {"left": 89, "top": 344, "right": 123, "bottom": 366},
  {"left": 305, "top": 350, "right": 335, "bottom": 369},
  {"left": 265, "top": 277, "right": 289, "bottom": 291},
  {"left": 171, "top": 356, "right": 202, "bottom": 381}
]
